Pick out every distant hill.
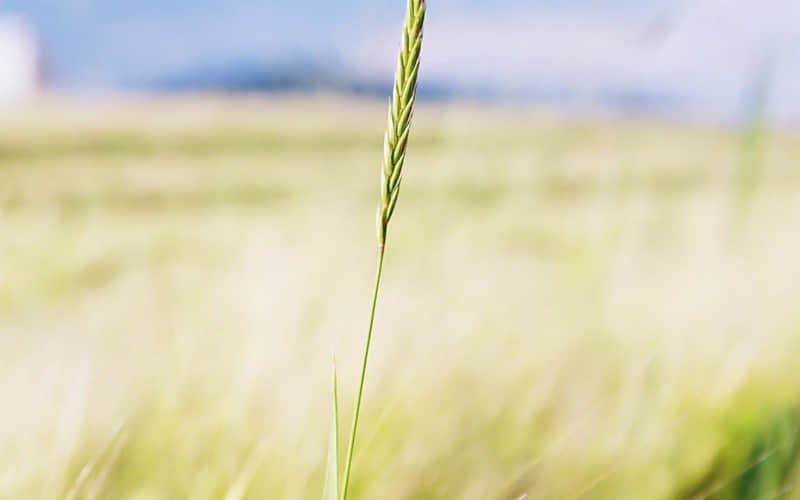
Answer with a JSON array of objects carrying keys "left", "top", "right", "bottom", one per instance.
[
  {"left": 150, "top": 57, "right": 455, "bottom": 101},
  {"left": 144, "top": 56, "right": 690, "bottom": 121}
]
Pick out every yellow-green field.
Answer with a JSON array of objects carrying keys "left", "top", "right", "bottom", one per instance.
[{"left": 2, "top": 97, "right": 800, "bottom": 499}]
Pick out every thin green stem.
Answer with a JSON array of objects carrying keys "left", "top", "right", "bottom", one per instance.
[{"left": 340, "top": 245, "right": 386, "bottom": 500}]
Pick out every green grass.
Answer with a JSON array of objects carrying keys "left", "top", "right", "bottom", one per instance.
[
  {"left": 338, "top": 2, "right": 425, "bottom": 498},
  {"left": 1, "top": 97, "right": 800, "bottom": 498}
]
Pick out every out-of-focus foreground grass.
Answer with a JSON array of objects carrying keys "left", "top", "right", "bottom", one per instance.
[{"left": 2, "top": 97, "right": 800, "bottom": 499}]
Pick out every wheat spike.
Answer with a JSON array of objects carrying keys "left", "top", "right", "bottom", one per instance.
[{"left": 377, "top": 0, "right": 425, "bottom": 246}]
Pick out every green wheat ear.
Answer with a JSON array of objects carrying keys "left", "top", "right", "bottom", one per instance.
[
  {"left": 377, "top": 0, "right": 426, "bottom": 246},
  {"left": 338, "top": 1, "right": 426, "bottom": 499}
]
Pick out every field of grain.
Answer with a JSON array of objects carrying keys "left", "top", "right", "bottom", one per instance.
[{"left": 1, "top": 97, "right": 800, "bottom": 499}]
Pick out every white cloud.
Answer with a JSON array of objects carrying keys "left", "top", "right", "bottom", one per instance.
[{"left": 0, "top": 16, "right": 40, "bottom": 104}]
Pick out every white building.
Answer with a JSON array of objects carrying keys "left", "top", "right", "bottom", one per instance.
[{"left": 0, "top": 16, "right": 41, "bottom": 104}]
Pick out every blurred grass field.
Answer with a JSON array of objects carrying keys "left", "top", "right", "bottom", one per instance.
[{"left": 2, "top": 96, "right": 800, "bottom": 499}]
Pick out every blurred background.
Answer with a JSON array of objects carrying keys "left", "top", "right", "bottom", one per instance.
[{"left": 2, "top": 1, "right": 800, "bottom": 499}]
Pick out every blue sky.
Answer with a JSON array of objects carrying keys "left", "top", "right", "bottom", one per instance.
[
  {"left": 0, "top": 0, "right": 681, "bottom": 87},
  {"left": 4, "top": 1, "right": 800, "bottom": 123}
]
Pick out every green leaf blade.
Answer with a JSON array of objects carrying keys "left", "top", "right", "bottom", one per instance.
[{"left": 322, "top": 361, "right": 339, "bottom": 500}]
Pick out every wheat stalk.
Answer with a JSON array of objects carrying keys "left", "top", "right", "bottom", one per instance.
[{"left": 339, "top": 1, "right": 426, "bottom": 499}]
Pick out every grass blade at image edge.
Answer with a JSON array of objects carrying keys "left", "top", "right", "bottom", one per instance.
[{"left": 322, "top": 360, "right": 340, "bottom": 500}]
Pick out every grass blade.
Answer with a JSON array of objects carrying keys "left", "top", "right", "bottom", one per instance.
[{"left": 322, "top": 360, "right": 340, "bottom": 500}]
